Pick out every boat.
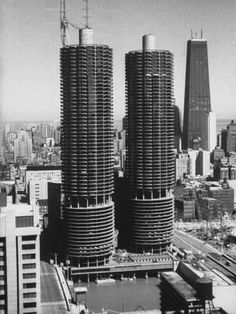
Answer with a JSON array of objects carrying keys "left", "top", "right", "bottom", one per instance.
[
  {"left": 95, "top": 278, "right": 116, "bottom": 284},
  {"left": 120, "top": 274, "right": 136, "bottom": 281}
]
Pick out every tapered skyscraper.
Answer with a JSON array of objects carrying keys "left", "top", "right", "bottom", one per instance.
[
  {"left": 126, "top": 35, "right": 175, "bottom": 253},
  {"left": 60, "top": 26, "right": 114, "bottom": 266},
  {"left": 183, "top": 35, "right": 215, "bottom": 150}
]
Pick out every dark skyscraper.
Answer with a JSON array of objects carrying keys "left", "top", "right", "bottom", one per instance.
[
  {"left": 60, "top": 27, "right": 114, "bottom": 266},
  {"left": 226, "top": 120, "right": 236, "bottom": 153},
  {"left": 183, "top": 36, "right": 213, "bottom": 151},
  {"left": 126, "top": 35, "right": 175, "bottom": 253},
  {"left": 174, "top": 104, "right": 182, "bottom": 151}
]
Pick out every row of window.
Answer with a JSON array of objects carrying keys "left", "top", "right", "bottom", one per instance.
[
  {"left": 23, "top": 292, "right": 36, "bottom": 298},
  {"left": 22, "top": 244, "right": 35, "bottom": 250},
  {"left": 23, "top": 282, "right": 36, "bottom": 289},
  {"left": 23, "top": 302, "right": 36, "bottom": 308},
  {"left": 22, "top": 253, "right": 35, "bottom": 260},
  {"left": 23, "top": 273, "right": 36, "bottom": 279},
  {"left": 22, "top": 235, "right": 36, "bottom": 241},
  {"left": 23, "top": 263, "right": 36, "bottom": 270}
]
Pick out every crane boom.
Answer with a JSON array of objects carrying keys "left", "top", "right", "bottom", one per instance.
[
  {"left": 60, "top": 0, "right": 80, "bottom": 46},
  {"left": 60, "top": 0, "right": 68, "bottom": 46}
]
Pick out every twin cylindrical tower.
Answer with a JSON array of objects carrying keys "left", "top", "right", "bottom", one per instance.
[{"left": 60, "top": 33, "right": 175, "bottom": 265}]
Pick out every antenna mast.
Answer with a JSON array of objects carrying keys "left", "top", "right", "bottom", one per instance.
[{"left": 83, "top": 0, "right": 90, "bottom": 28}]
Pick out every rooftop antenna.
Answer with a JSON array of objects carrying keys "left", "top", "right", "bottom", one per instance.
[
  {"left": 201, "top": 29, "right": 203, "bottom": 39},
  {"left": 191, "top": 29, "right": 193, "bottom": 39},
  {"left": 83, "top": 0, "right": 91, "bottom": 28},
  {"left": 60, "top": 0, "right": 80, "bottom": 46}
]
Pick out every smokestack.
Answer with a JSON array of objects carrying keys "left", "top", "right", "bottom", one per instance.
[{"left": 142, "top": 34, "right": 155, "bottom": 51}]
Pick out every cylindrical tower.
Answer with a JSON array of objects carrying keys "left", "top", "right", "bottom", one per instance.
[
  {"left": 60, "top": 38, "right": 114, "bottom": 266},
  {"left": 125, "top": 35, "right": 175, "bottom": 253}
]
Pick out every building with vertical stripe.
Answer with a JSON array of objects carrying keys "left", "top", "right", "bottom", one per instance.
[{"left": 183, "top": 36, "right": 216, "bottom": 151}]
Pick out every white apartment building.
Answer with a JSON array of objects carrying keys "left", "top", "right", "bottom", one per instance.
[
  {"left": 0, "top": 204, "right": 41, "bottom": 314},
  {"left": 25, "top": 166, "right": 61, "bottom": 204}
]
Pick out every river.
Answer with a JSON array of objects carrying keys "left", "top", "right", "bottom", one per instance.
[{"left": 75, "top": 277, "right": 161, "bottom": 313}]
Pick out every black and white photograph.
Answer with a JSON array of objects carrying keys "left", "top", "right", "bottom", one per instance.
[{"left": 0, "top": 0, "right": 236, "bottom": 313}]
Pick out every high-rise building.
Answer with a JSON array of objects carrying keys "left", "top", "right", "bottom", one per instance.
[
  {"left": 126, "top": 34, "right": 175, "bottom": 253},
  {"left": 183, "top": 35, "right": 215, "bottom": 151},
  {"left": 174, "top": 104, "right": 182, "bottom": 151},
  {"left": 208, "top": 111, "right": 216, "bottom": 151},
  {"left": 14, "top": 130, "right": 33, "bottom": 163},
  {"left": 0, "top": 203, "right": 41, "bottom": 313},
  {"left": 60, "top": 27, "right": 114, "bottom": 266},
  {"left": 226, "top": 120, "right": 236, "bottom": 153}
]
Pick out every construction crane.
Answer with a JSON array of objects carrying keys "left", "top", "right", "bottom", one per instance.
[{"left": 60, "top": 0, "right": 80, "bottom": 46}]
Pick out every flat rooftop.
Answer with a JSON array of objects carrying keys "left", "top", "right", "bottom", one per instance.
[{"left": 161, "top": 271, "right": 197, "bottom": 302}]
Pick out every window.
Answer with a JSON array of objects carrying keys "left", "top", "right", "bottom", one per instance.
[
  {"left": 23, "top": 263, "right": 36, "bottom": 270},
  {"left": 22, "top": 236, "right": 36, "bottom": 241},
  {"left": 16, "top": 216, "right": 33, "bottom": 228},
  {"left": 22, "top": 254, "right": 35, "bottom": 260},
  {"left": 23, "top": 273, "right": 36, "bottom": 279},
  {"left": 23, "top": 302, "right": 36, "bottom": 308},
  {"left": 23, "top": 292, "right": 36, "bottom": 298},
  {"left": 23, "top": 283, "right": 36, "bottom": 289},
  {"left": 22, "top": 244, "right": 35, "bottom": 250}
]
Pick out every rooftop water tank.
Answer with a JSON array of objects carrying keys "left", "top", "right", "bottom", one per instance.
[{"left": 196, "top": 277, "right": 213, "bottom": 300}]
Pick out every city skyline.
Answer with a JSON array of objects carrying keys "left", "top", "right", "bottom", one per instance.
[{"left": 1, "top": 0, "right": 236, "bottom": 122}]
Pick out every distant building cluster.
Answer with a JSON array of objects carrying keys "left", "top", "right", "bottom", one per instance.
[
  {"left": 174, "top": 179, "right": 234, "bottom": 221},
  {"left": 1, "top": 121, "right": 61, "bottom": 167}
]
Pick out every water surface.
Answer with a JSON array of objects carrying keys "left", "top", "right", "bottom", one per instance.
[{"left": 76, "top": 278, "right": 161, "bottom": 313}]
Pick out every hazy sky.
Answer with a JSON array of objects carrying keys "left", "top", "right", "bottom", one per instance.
[{"left": 1, "top": 0, "right": 236, "bottom": 122}]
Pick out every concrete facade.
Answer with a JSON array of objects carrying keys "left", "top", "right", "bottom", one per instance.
[{"left": 0, "top": 204, "right": 41, "bottom": 314}]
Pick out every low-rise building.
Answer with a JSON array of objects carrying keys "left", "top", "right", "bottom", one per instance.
[{"left": 197, "top": 196, "right": 220, "bottom": 220}]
